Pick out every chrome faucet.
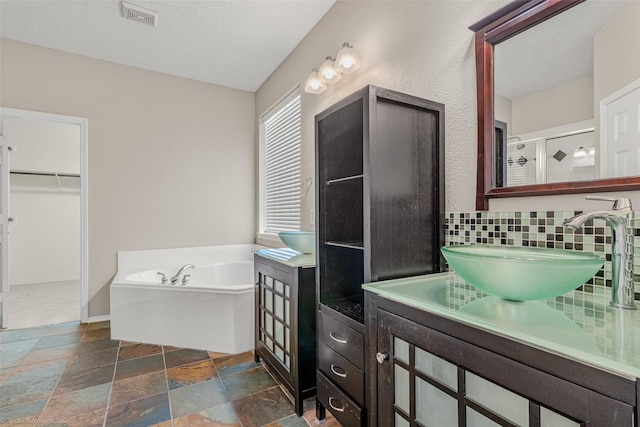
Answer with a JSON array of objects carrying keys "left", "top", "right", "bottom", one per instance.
[
  {"left": 563, "top": 196, "right": 635, "bottom": 310},
  {"left": 170, "top": 264, "right": 195, "bottom": 285}
]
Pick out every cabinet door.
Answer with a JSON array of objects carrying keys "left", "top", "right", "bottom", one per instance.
[
  {"left": 376, "top": 309, "right": 634, "bottom": 427},
  {"left": 255, "top": 261, "right": 293, "bottom": 375}
]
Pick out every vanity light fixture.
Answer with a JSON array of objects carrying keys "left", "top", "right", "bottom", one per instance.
[
  {"left": 318, "top": 57, "right": 342, "bottom": 84},
  {"left": 304, "top": 69, "right": 327, "bottom": 94},
  {"left": 573, "top": 146, "right": 588, "bottom": 158},
  {"left": 305, "top": 42, "right": 360, "bottom": 94},
  {"left": 335, "top": 42, "right": 361, "bottom": 74}
]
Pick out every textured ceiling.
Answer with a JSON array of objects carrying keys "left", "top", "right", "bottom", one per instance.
[
  {"left": 0, "top": 0, "right": 335, "bottom": 92},
  {"left": 495, "top": 0, "right": 628, "bottom": 100}
]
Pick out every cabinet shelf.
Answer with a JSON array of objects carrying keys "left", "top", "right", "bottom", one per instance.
[
  {"left": 325, "top": 241, "right": 364, "bottom": 250},
  {"left": 324, "top": 295, "right": 365, "bottom": 325},
  {"left": 326, "top": 175, "right": 364, "bottom": 186}
]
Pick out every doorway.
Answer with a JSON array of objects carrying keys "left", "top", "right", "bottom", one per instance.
[{"left": 0, "top": 108, "right": 88, "bottom": 330}]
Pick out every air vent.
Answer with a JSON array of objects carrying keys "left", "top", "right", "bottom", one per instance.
[{"left": 121, "top": 1, "right": 158, "bottom": 27}]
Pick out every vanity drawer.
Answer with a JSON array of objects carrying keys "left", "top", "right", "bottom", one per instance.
[
  {"left": 319, "top": 344, "right": 364, "bottom": 404},
  {"left": 319, "top": 312, "right": 364, "bottom": 367},
  {"left": 317, "top": 371, "right": 363, "bottom": 427}
]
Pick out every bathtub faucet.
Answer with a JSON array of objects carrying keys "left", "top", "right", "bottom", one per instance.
[
  {"left": 170, "top": 264, "right": 195, "bottom": 285},
  {"left": 563, "top": 196, "right": 635, "bottom": 310}
]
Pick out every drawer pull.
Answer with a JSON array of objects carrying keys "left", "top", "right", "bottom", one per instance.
[
  {"left": 330, "top": 364, "right": 347, "bottom": 378},
  {"left": 376, "top": 352, "right": 389, "bottom": 364},
  {"left": 329, "top": 332, "right": 347, "bottom": 344},
  {"left": 328, "top": 397, "right": 345, "bottom": 412}
]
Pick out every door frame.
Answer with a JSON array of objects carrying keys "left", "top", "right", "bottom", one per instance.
[{"left": 0, "top": 107, "right": 89, "bottom": 324}]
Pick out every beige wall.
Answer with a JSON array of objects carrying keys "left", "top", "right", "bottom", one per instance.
[
  {"left": 511, "top": 75, "right": 594, "bottom": 135},
  {"left": 257, "top": 0, "right": 640, "bottom": 216},
  {"left": 255, "top": 0, "right": 509, "bottom": 226},
  {"left": 494, "top": 94, "right": 512, "bottom": 134},
  {"left": 0, "top": 39, "right": 256, "bottom": 317},
  {"left": 594, "top": 0, "right": 640, "bottom": 114}
]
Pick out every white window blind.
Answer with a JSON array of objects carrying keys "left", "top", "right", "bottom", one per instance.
[{"left": 263, "top": 91, "right": 301, "bottom": 233}]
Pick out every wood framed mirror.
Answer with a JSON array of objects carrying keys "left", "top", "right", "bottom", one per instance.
[{"left": 470, "top": 0, "right": 640, "bottom": 210}]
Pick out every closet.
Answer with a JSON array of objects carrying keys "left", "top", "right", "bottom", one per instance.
[{"left": 5, "top": 116, "right": 81, "bottom": 328}]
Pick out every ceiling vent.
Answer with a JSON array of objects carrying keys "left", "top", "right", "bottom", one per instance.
[{"left": 121, "top": 1, "right": 158, "bottom": 27}]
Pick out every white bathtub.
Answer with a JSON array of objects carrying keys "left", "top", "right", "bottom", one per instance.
[{"left": 110, "top": 244, "right": 263, "bottom": 354}]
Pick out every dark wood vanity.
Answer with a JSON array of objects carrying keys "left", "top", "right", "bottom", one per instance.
[
  {"left": 364, "top": 274, "right": 640, "bottom": 427},
  {"left": 253, "top": 250, "right": 316, "bottom": 416},
  {"left": 314, "top": 85, "right": 445, "bottom": 426}
]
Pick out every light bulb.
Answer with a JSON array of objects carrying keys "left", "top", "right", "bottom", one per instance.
[
  {"left": 335, "top": 42, "right": 360, "bottom": 74},
  {"left": 573, "top": 147, "right": 587, "bottom": 158},
  {"left": 318, "top": 57, "right": 342, "bottom": 84},
  {"left": 304, "top": 69, "right": 326, "bottom": 94},
  {"left": 341, "top": 58, "right": 354, "bottom": 69}
]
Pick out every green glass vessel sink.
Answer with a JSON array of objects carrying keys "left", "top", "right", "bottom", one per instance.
[
  {"left": 440, "top": 245, "right": 605, "bottom": 301},
  {"left": 277, "top": 231, "right": 316, "bottom": 254}
]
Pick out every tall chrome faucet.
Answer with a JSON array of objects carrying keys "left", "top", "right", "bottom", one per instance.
[
  {"left": 170, "top": 264, "right": 195, "bottom": 285},
  {"left": 563, "top": 196, "right": 635, "bottom": 310}
]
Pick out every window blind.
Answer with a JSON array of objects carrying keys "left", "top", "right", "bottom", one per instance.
[{"left": 263, "top": 92, "right": 301, "bottom": 233}]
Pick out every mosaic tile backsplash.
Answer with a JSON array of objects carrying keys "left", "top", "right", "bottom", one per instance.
[{"left": 444, "top": 211, "right": 640, "bottom": 300}]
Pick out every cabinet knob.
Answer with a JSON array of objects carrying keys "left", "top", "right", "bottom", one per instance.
[{"left": 376, "top": 352, "right": 389, "bottom": 364}]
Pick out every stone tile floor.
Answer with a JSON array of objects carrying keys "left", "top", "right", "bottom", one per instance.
[{"left": 0, "top": 321, "right": 340, "bottom": 426}]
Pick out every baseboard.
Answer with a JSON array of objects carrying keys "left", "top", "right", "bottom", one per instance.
[
  {"left": 85, "top": 314, "right": 110, "bottom": 324},
  {"left": 10, "top": 277, "right": 81, "bottom": 286}
]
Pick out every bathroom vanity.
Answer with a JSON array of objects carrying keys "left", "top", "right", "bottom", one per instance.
[
  {"left": 364, "top": 272, "right": 639, "bottom": 426},
  {"left": 253, "top": 248, "right": 316, "bottom": 416}
]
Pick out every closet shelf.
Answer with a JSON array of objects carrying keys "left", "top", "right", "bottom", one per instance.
[{"left": 10, "top": 170, "right": 80, "bottom": 178}]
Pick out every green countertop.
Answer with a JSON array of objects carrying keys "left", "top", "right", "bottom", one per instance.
[
  {"left": 363, "top": 272, "right": 640, "bottom": 379},
  {"left": 254, "top": 248, "right": 316, "bottom": 268}
]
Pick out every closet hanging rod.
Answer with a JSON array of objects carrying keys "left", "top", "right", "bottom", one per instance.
[{"left": 10, "top": 171, "right": 80, "bottom": 178}]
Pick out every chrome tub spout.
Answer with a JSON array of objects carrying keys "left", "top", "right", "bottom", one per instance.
[{"left": 170, "top": 264, "right": 195, "bottom": 285}]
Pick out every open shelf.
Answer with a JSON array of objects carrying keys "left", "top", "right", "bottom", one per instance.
[
  {"left": 317, "top": 98, "right": 364, "bottom": 182},
  {"left": 326, "top": 175, "right": 364, "bottom": 186},
  {"left": 325, "top": 241, "right": 364, "bottom": 250},
  {"left": 324, "top": 295, "right": 365, "bottom": 325}
]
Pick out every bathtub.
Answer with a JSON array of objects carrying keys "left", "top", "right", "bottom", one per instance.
[{"left": 110, "top": 244, "right": 264, "bottom": 354}]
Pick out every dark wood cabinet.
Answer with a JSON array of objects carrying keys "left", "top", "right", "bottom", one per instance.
[
  {"left": 315, "top": 86, "right": 445, "bottom": 426},
  {"left": 366, "top": 292, "right": 638, "bottom": 427},
  {"left": 254, "top": 253, "right": 316, "bottom": 416}
]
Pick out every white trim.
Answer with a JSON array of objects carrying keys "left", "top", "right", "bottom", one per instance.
[
  {"left": 600, "top": 78, "right": 640, "bottom": 177},
  {"left": 86, "top": 314, "right": 110, "bottom": 324},
  {"left": 0, "top": 107, "right": 90, "bottom": 324},
  {"left": 259, "top": 84, "right": 301, "bottom": 122},
  {"left": 10, "top": 277, "right": 81, "bottom": 286}
]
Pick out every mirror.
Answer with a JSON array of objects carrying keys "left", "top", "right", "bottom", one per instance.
[{"left": 470, "top": 0, "right": 640, "bottom": 210}]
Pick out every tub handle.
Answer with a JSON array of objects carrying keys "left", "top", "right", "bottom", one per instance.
[
  {"left": 157, "top": 272, "right": 167, "bottom": 284},
  {"left": 181, "top": 275, "right": 190, "bottom": 286}
]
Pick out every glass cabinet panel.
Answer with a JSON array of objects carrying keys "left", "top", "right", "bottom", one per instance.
[
  {"left": 415, "top": 377, "right": 458, "bottom": 427},
  {"left": 466, "top": 372, "right": 529, "bottom": 426},
  {"left": 394, "top": 364, "right": 410, "bottom": 414},
  {"left": 394, "top": 337, "right": 409, "bottom": 364},
  {"left": 466, "top": 407, "right": 502, "bottom": 427},
  {"left": 540, "top": 407, "right": 580, "bottom": 427},
  {"left": 415, "top": 346, "right": 457, "bottom": 391}
]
